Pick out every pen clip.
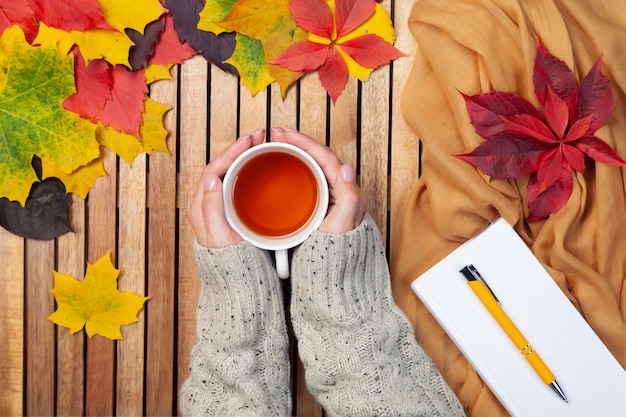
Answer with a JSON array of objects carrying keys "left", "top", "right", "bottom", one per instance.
[{"left": 460, "top": 265, "right": 501, "bottom": 304}]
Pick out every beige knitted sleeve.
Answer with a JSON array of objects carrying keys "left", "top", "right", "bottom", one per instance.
[
  {"left": 290, "top": 215, "right": 466, "bottom": 417},
  {"left": 179, "top": 240, "right": 291, "bottom": 416}
]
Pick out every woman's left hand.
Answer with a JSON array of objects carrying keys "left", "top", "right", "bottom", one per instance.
[{"left": 188, "top": 129, "right": 266, "bottom": 248}]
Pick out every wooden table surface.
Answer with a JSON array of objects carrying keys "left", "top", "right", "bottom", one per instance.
[{"left": 0, "top": 1, "right": 422, "bottom": 415}]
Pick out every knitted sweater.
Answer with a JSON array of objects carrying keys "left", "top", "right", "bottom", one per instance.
[{"left": 180, "top": 215, "right": 465, "bottom": 417}]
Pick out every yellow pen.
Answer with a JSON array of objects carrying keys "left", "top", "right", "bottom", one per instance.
[{"left": 460, "top": 265, "right": 568, "bottom": 402}]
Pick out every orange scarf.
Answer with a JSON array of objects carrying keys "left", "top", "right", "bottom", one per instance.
[{"left": 392, "top": 1, "right": 626, "bottom": 415}]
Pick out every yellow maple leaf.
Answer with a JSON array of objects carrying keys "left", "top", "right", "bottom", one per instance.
[
  {"left": 96, "top": 98, "right": 171, "bottom": 165},
  {"left": 41, "top": 156, "right": 107, "bottom": 199},
  {"left": 48, "top": 252, "right": 148, "bottom": 340},
  {"left": 34, "top": 0, "right": 165, "bottom": 67}
]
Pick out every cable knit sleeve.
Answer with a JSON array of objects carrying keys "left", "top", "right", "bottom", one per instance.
[
  {"left": 290, "top": 214, "right": 466, "bottom": 417},
  {"left": 179, "top": 240, "right": 291, "bottom": 416}
]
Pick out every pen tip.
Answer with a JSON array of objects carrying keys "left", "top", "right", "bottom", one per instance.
[{"left": 549, "top": 381, "right": 568, "bottom": 403}]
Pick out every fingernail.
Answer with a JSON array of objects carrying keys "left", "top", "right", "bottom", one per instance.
[
  {"left": 340, "top": 164, "right": 356, "bottom": 182},
  {"left": 237, "top": 134, "right": 251, "bottom": 141},
  {"left": 270, "top": 127, "right": 284, "bottom": 134},
  {"left": 249, "top": 128, "right": 264, "bottom": 136},
  {"left": 204, "top": 173, "right": 219, "bottom": 191}
]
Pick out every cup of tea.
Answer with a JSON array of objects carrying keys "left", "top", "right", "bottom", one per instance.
[{"left": 222, "top": 142, "right": 329, "bottom": 278}]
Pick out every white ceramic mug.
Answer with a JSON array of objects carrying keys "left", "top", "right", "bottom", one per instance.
[{"left": 223, "top": 142, "right": 329, "bottom": 278}]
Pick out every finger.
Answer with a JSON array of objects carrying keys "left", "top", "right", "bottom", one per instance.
[
  {"left": 189, "top": 129, "right": 265, "bottom": 246},
  {"left": 205, "top": 129, "right": 266, "bottom": 178},
  {"left": 320, "top": 164, "right": 367, "bottom": 234},
  {"left": 200, "top": 172, "right": 242, "bottom": 248},
  {"left": 270, "top": 127, "right": 342, "bottom": 183},
  {"left": 190, "top": 129, "right": 265, "bottom": 227}
]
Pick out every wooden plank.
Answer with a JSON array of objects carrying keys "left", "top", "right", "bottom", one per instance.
[
  {"left": 209, "top": 66, "right": 239, "bottom": 157},
  {"left": 56, "top": 195, "right": 86, "bottom": 416},
  {"left": 389, "top": 0, "right": 420, "bottom": 258},
  {"left": 85, "top": 147, "right": 117, "bottom": 416},
  {"left": 144, "top": 68, "right": 178, "bottom": 417},
  {"left": 239, "top": 85, "right": 267, "bottom": 136},
  {"left": 116, "top": 154, "right": 147, "bottom": 416},
  {"left": 209, "top": 66, "right": 238, "bottom": 146},
  {"left": 298, "top": 73, "right": 328, "bottom": 143},
  {"left": 329, "top": 77, "right": 358, "bottom": 167},
  {"left": 0, "top": 230, "right": 24, "bottom": 416},
  {"left": 176, "top": 55, "right": 210, "bottom": 398},
  {"left": 25, "top": 239, "right": 55, "bottom": 416},
  {"left": 270, "top": 83, "right": 298, "bottom": 130},
  {"left": 360, "top": 64, "right": 391, "bottom": 243}
]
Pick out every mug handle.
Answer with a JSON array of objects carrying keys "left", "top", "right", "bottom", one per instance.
[{"left": 275, "top": 249, "right": 289, "bottom": 279}]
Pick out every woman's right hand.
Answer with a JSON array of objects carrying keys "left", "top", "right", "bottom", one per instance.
[{"left": 270, "top": 127, "right": 367, "bottom": 234}]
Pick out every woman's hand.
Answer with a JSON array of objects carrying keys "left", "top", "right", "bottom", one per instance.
[
  {"left": 270, "top": 127, "right": 366, "bottom": 234},
  {"left": 188, "top": 129, "right": 266, "bottom": 248}
]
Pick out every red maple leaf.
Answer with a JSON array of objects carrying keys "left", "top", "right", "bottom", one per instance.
[
  {"left": 269, "top": 0, "right": 404, "bottom": 103},
  {"left": 63, "top": 48, "right": 148, "bottom": 139},
  {"left": 458, "top": 38, "right": 625, "bottom": 221},
  {"left": 30, "top": 0, "right": 115, "bottom": 32},
  {"left": 0, "top": 0, "right": 38, "bottom": 43}
]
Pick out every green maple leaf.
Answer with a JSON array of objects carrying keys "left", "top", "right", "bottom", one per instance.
[
  {"left": 0, "top": 26, "right": 99, "bottom": 205},
  {"left": 219, "top": 0, "right": 305, "bottom": 95},
  {"left": 198, "top": 0, "right": 239, "bottom": 35},
  {"left": 225, "top": 33, "right": 274, "bottom": 95}
]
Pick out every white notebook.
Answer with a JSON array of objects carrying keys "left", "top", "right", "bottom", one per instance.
[{"left": 411, "top": 218, "right": 626, "bottom": 417}]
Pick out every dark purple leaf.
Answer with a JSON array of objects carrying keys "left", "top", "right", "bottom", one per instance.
[
  {"left": 126, "top": 15, "right": 166, "bottom": 71},
  {"left": 0, "top": 178, "right": 72, "bottom": 240},
  {"left": 165, "top": 0, "right": 238, "bottom": 75}
]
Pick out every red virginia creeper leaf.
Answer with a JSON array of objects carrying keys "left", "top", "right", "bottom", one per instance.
[
  {"left": 575, "top": 136, "right": 626, "bottom": 166},
  {"left": 318, "top": 47, "right": 348, "bottom": 104},
  {"left": 270, "top": 41, "right": 329, "bottom": 72},
  {"left": 527, "top": 159, "right": 572, "bottom": 221},
  {"left": 535, "top": 148, "right": 564, "bottom": 195},
  {"left": 459, "top": 37, "right": 623, "bottom": 221},
  {"left": 457, "top": 134, "right": 549, "bottom": 178},
  {"left": 564, "top": 114, "right": 592, "bottom": 142},
  {"left": 500, "top": 113, "right": 555, "bottom": 143},
  {"left": 0, "top": 0, "right": 38, "bottom": 43},
  {"left": 289, "top": 0, "right": 333, "bottom": 38},
  {"left": 335, "top": 0, "right": 375, "bottom": 38},
  {"left": 338, "top": 34, "right": 405, "bottom": 69},
  {"left": 544, "top": 86, "right": 569, "bottom": 137},
  {"left": 463, "top": 91, "right": 542, "bottom": 138},
  {"left": 533, "top": 38, "right": 577, "bottom": 108},
  {"left": 31, "top": 0, "right": 115, "bottom": 32},
  {"left": 562, "top": 143, "right": 586, "bottom": 173},
  {"left": 576, "top": 58, "right": 615, "bottom": 133}
]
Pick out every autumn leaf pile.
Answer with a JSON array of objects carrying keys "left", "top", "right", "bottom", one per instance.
[
  {"left": 0, "top": 0, "right": 403, "bottom": 240},
  {"left": 458, "top": 38, "right": 625, "bottom": 221}
]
